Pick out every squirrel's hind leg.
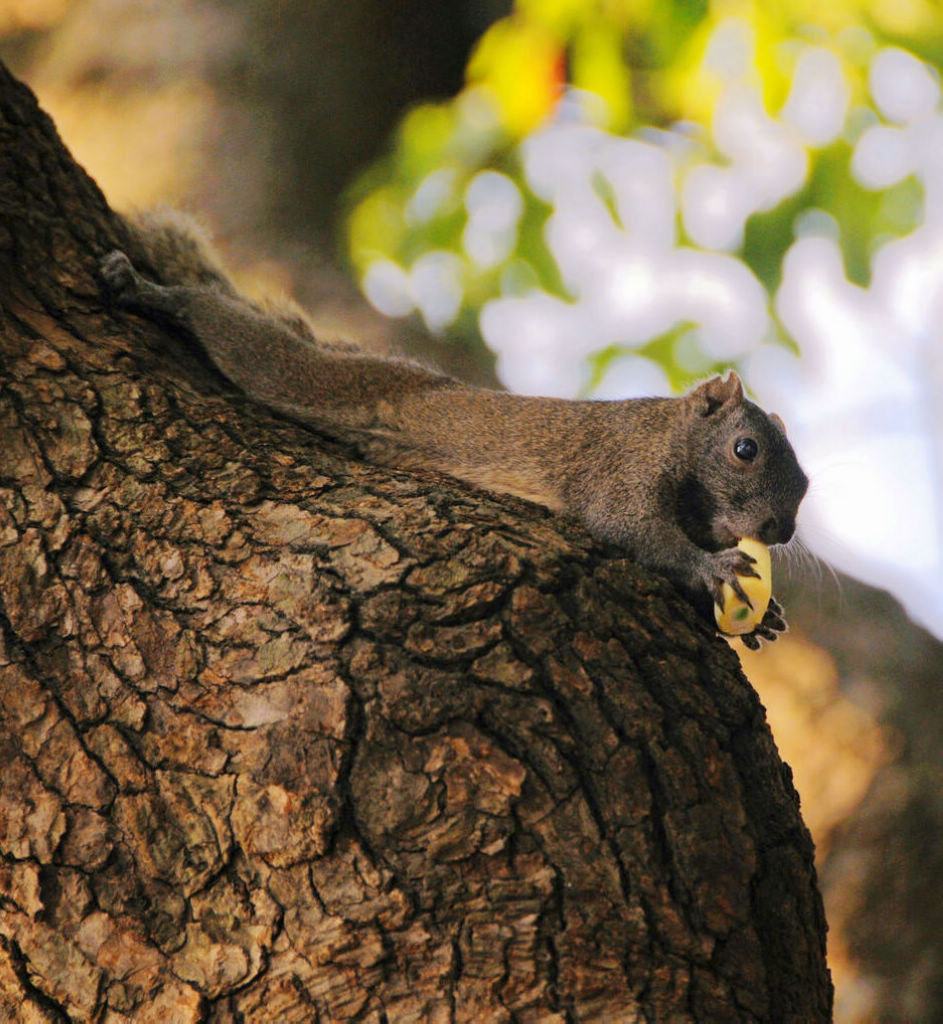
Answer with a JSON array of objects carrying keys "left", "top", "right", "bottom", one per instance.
[{"left": 101, "top": 251, "right": 195, "bottom": 328}]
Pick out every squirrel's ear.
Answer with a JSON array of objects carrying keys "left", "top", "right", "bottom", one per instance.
[
  {"left": 686, "top": 371, "right": 744, "bottom": 417},
  {"left": 769, "top": 412, "right": 787, "bottom": 436}
]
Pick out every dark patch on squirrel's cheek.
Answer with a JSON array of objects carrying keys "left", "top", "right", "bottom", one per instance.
[
  {"left": 774, "top": 512, "right": 797, "bottom": 542},
  {"left": 676, "top": 474, "right": 718, "bottom": 549}
]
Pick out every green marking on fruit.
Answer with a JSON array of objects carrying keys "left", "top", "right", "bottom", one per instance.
[{"left": 734, "top": 606, "right": 749, "bottom": 621}]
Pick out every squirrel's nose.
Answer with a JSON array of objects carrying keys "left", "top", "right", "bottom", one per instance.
[{"left": 759, "top": 514, "right": 795, "bottom": 545}]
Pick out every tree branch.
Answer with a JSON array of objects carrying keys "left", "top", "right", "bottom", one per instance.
[{"left": 0, "top": 61, "right": 831, "bottom": 1022}]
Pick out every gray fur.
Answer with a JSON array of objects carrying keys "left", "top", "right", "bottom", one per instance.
[{"left": 100, "top": 214, "right": 808, "bottom": 644}]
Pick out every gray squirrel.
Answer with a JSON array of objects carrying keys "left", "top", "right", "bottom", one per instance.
[{"left": 101, "top": 210, "right": 808, "bottom": 648}]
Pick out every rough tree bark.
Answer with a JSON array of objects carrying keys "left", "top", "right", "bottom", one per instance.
[{"left": 0, "top": 63, "right": 831, "bottom": 1023}]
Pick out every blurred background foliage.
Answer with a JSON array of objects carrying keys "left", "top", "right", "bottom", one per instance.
[
  {"left": 3, "top": 2, "right": 943, "bottom": 1021},
  {"left": 342, "top": 0, "right": 943, "bottom": 677},
  {"left": 344, "top": 0, "right": 938, "bottom": 389}
]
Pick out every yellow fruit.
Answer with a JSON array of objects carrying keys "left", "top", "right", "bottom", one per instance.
[{"left": 714, "top": 537, "right": 772, "bottom": 636}]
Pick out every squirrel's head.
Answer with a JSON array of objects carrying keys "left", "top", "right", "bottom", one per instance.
[{"left": 679, "top": 371, "right": 809, "bottom": 551}]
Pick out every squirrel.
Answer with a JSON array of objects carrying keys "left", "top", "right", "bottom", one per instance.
[{"left": 100, "top": 209, "right": 809, "bottom": 648}]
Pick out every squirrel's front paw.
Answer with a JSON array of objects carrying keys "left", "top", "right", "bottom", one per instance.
[
  {"left": 740, "top": 597, "right": 787, "bottom": 650},
  {"left": 702, "top": 545, "right": 760, "bottom": 609},
  {"left": 100, "top": 250, "right": 140, "bottom": 304}
]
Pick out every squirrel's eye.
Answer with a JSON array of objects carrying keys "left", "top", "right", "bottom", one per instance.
[{"left": 734, "top": 437, "right": 759, "bottom": 462}]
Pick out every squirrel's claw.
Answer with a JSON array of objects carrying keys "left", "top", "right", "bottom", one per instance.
[
  {"left": 100, "top": 251, "right": 183, "bottom": 322},
  {"left": 706, "top": 547, "right": 759, "bottom": 609},
  {"left": 102, "top": 250, "right": 162, "bottom": 314},
  {"left": 740, "top": 597, "right": 787, "bottom": 649},
  {"left": 100, "top": 250, "right": 138, "bottom": 299},
  {"left": 762, "top": 597, "right": 787, "bottom": 633}
]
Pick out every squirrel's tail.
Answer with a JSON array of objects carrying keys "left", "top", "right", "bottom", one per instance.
[{"left": 121, "top": 207, "right": 238, "bottom": 296}]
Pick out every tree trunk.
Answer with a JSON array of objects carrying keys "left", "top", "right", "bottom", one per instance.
[{"left": 0, "top": 62, "right": 831, "bottom": 1023}]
